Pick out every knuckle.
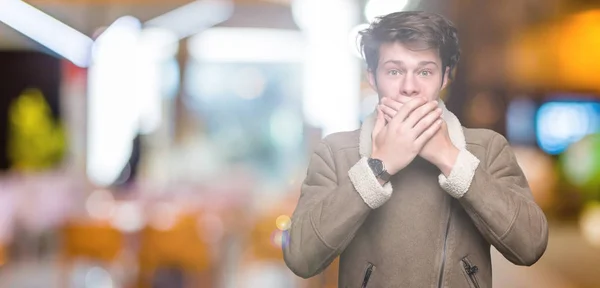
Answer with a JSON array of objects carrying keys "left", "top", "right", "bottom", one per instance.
[{"left": 395, "top": 127, "right": 404, "bottom": 136}]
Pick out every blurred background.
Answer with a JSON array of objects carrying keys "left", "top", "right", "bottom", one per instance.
[{"left": 0, "top": 0, "right": 599, "bottom": 287}]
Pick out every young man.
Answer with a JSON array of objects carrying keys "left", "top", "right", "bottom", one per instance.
[{"left": 283, "top": 11, "right": 548, "bottom": 287}]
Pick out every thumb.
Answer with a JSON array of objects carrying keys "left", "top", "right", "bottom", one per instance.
[{"left": 372, "top": 107, "right": 386, "bottom": 137}]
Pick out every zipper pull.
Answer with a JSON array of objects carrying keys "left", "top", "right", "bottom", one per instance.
[
  {"left": 362, "top": 263, "right": 374, "bottom": 288},
  {"left": 463, "top": 261, "right": 479, "bottom": 275}
]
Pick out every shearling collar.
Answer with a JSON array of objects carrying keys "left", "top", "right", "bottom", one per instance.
[{"left": 358, "top": 100, "right": 466, "bottom": 158}]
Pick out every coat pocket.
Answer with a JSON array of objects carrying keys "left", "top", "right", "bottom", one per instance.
[
  {"left": 461, "top": 256, "right": 480, "bottom": 288},
  {"left": 361, "top": 262, "right": 375, "bottom": 288}
]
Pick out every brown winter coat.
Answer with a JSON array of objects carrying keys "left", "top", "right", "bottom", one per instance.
[{"left": 283, "top": 103, "right": 548, "bottom": 287}]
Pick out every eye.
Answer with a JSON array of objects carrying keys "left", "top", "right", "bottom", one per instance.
[
  {"left": 388, "top": 70, "right": 401, "bottom": 76},
  {"left": 419, "top": 70, "right": 432, "bottom": 77}
]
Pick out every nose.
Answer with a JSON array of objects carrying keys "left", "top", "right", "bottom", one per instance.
[{"left": 399, "top": 74, "right": 419, "bottom": 97}]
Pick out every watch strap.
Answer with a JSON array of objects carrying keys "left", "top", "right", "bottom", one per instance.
[
  {"left": 368, "top": 157, "right": 391, "bottom": 183},
  {"left": 378, "top": 170, "right": 391, "bottom": 182}
]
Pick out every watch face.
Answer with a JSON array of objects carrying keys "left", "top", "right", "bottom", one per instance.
[{"left": 368, "top": 158, "right": 384, "bottom": 175}]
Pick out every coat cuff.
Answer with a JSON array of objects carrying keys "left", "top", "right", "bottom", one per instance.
[
  {"left": 348, "top": 157, "right": 393, "bottom": 209},
  {"left": 438, "top": 149, "right": 480, "bottom": 199}
]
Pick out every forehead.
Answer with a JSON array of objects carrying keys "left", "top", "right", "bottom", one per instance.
[{"left": 378, "top": 41, "right": 441, "bottom": 66}]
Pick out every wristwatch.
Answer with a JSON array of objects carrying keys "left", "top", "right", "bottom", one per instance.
[{"left": 367, "top": 158, "right": 391, "bottom": 183}]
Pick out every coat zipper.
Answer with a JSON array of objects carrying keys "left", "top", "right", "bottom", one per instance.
[
  {"left": 462, "top": 258, "right": 480, "bottom": 288},
  {"left": 437, "top": 203, "right": 452, "bottom": 288},
  {"left": 362, "top": 262, "right": 375, "bottom": 288}
]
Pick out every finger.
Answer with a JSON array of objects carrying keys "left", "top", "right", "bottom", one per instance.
[
  {"left": 379, "top": 104, "right": 397, "bottom": 119},
  {"left": 394, "top": 95, "right": 414, "bottom": 104},
  {"left": 390, "top": 97, "right": 428, "bottom": 128},
  {"left": 414, "top": 119, "right": 443, "bottom": 147},
  {"left": 411, "top": 108, "right": 443, "bottom": 137},
  {"left": 381, "top": 96, "right": 414, "bottom": 108},
  {"left": 384, "top": 114, "right": 392, "bottom": 123},
  {"left": 381, "top": 97, "right": 403, "bottom": 111},
  {"left": 372, "top": 106, "right": 386, "bottom": 137},
  {"left": 404, "top": 102, "right": 439, "bottom": 128}
]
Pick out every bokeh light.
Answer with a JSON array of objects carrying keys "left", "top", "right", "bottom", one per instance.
[
  {"left": 86, "top": 189, "right": 116, "bottom": 220},
  {"left": 561, "top": 134, "right": 600, "bottom": 199},
  {"left": 269, "top": 110, "right": 303, "bottom": 150},
  {"left": 275, "top": 215, "right": 291, "bottom": 231},
  {"left": 536, "top": 101, "right": 600, "bottom": 155},
  {"left": 270, "top": 229, "right": 290, "bottom": 249},
  {"left": 148, "top": 202, "right": 179, "bottom": 231},
  {"left": 580, "top": 202, "right": 600, "bottom": 248},
  {"left": 232, "top": 67, "right": 267, "bottom": 100},
  {"left": 110, "top": 201, "right": 144, "bottom": 233},
  {"left": 512, "top": 146, "right": 557, "bottom": 210},
  {"left": 85, "top": 266, "right": 114, "bottom": 288}
]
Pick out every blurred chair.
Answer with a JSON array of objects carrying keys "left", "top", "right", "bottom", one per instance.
[
  {"left": 60, "top": 221, "right": 124, "bottom": 287},
  {"left": 321, "top": 257, "right": 339, "bottom": 288},
  {"left": 0, "top": 243, "right": 5, "bottom": 267},
  {"left": 136, "top": 213, "right": 214, "bottom": 288},
  {"left": 247, "top": 213, "right": 284, "bottom": 262},
  {"left": 242, "top": 197, "right": 340, "bottom": 288}
]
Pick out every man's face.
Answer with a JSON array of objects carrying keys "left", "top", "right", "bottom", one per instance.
[{"left": 368, "top": 41, "right": 449, "bottom": 104}]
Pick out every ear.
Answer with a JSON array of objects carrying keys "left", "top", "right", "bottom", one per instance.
[
  {"left": 441, "top": 67, "right": 450, "bottom": 90},
  {"left": 367, "top": 69, "right": 377, "bottom": 91}
]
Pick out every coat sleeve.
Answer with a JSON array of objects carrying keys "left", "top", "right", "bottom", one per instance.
[
  {"left": 439, "top": 133, "right": 549, "bottom": 266},
  {"left": 283, "top": 140, "right": 394, "bottom": 278}
]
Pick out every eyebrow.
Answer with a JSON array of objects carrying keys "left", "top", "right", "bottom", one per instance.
[{"left": 382, "top": 60, "right": 439, "bottom": 68}]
